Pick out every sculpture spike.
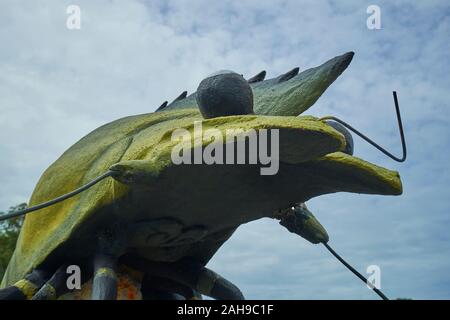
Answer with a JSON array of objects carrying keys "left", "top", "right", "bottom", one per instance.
[
  {"left": 155, "top": 101, "right": 168, "bottom": 112},
  {"left": 172, "top": 91, "right": 188, "bottom": 103},
  {"left": 278, "top": 67, "right": 300, "bottom": 83},
  {"left": 247, "top": 70, "right": 266, "bottom": 83},
  {"left": 162, "top": 52, "right": 355, "bottom": 115}
]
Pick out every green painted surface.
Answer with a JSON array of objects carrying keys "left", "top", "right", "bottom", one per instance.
[
  {"left": 1, "top": 52, "right": 403, "bottom": 289},
  {"left": 165, "top": 52, "right": 354, "bottom": 116}
]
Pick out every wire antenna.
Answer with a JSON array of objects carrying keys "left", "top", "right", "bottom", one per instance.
[
  {"left": 320, "top": 91, "right": 407, "bottom": 162},
  {"left": 323, "top": 242, "right": 389, "bottom": 300},
  {"left": 0, "top": 171, "right": 113, "bottom": 222}
]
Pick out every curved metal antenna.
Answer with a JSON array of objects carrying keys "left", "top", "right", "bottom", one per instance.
[
  {"left": 323, "top": 242, "right": 389, "bottom": 300},
  {"left": 320, "top": 91, "right": 407, "bottom": 162},
  {"left": 0, "top": 171, "right": 113, "bottom": 222}
]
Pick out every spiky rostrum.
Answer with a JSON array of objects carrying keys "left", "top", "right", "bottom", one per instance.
[{"left": 0, "top": 52, "right": 402, "bottom": 300}]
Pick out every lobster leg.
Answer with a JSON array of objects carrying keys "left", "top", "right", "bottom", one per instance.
[
  {"left": 122, "top": 255, "right": 244, "bottom": 300},
  {"left": 91, "top": 225, "right": 126, "bottom": 300},
  {"left": 91, "top": 253, "right": 118, "bottom": 300},
  {"left": 196, "top": 267, "right": 244, "bottom": 300},
  {"left": 0, "top": 269, "right": 49, "bottom": 300},
  {"left": 32, "top": 265, "right": 69, "bottom": 300}
]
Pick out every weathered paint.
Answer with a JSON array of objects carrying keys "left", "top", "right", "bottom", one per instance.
[
  {"left": 1, "top": 52, "right": 403, "bottom": 298},
  {"left": 164, "top": 52, "right": 354, "bottom": 117}
]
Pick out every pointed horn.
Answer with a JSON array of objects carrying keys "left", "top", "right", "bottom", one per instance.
[
  {"left": 155, "top": 101, "right": 168, "bottom": 112},
  {"left": 171, "top": 91, "right": 188, "bottom": 103},
  {"left": 247, "top": 70, "right": 266, "bottom": 83},
  {"left": 254, "top": 51, "right": 355, "bottom": 116},
  {"left": 278, "top": 67, "right": 300, "bottom": 83}
]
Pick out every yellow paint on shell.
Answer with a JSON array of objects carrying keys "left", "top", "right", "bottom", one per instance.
[
  {"left": 1, "top": 109, "right": 200, "bottom": 287},
  {"left": 1, "top": 110, "right": 346, "bottom": 287},
  {"left": 314, "top": 152, "right": 403, "bottom": 195},
  {"left": 14, "top": 279, "right": 38, "bottom": 300},
  {"left": 1, "top": 108, "right": 402, "bottom": 289}
]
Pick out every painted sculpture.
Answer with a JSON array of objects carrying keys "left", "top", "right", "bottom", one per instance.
[{"left": 0, "top": 52, "right": 403, "bottom": 300}]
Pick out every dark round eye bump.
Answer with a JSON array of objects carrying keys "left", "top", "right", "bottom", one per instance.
[
  {"left": 196, "top": 71, "right": 254, "bottom": 119},
  {"left": 326, "top": 120, "right": 354, "bottom": 155}
]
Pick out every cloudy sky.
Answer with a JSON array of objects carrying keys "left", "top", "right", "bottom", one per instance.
[{"left": 0, "top": 0, "right": 449, "bottom": 299}]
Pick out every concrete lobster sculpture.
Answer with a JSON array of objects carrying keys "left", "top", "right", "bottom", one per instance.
[{"left": 0, "top": 51, "right": 404, "bottom": 300}]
